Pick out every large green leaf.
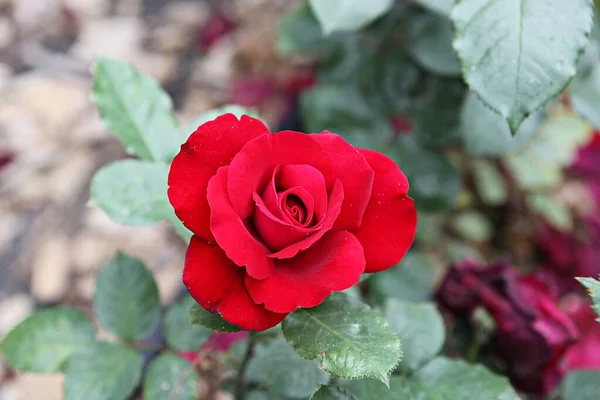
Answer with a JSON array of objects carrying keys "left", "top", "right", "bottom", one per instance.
[
  {"left": 385, "top": 300, "right": 445, "bottom": 372},
  {"left": 63, "top": 342, "right": 143, "bottom": 400},
  {"left": 247, "top": 338, "right": 329, "bottom": 398},
  {"left": 189, "top": 303, "right": 242, "bottom": 333},
  {"left": 92, "top": 58, "right": 182, "bottom": 162},
  {"left": 452, "top": 0, "right": 594, "bottom": 132},
  {"left": 164, "top": 294, "right": 212, "bottom": 352},
  {"left": 311, "top": 385, "right": 359, "bottom": 400},
  {"left": 414, "top": 358, "right": 520, "bottom": 399},
  {"left": 460, "top": 92, "right": 541, "bottom": 156},
  {"left": 144, "top": 352, "right": 201, "bottom": 400},
  {"left": 309, "top": 0, "right": 394, "bottom": 34},
  {"left": 343, "top": 377, "right": 430, "bottom": 400},
  {"left": 0, "top": 307, "right": 96, "bottom": 372},
  {"left": 94, "top": 253, "right": 161, "bottom": 341},
  {"left": 390, "top": 136, "right": 461, "bottom": 210},
  {"left": 282, "top": 293, "right": 401, "bottom": 385},
  {"left": 577, "top": 276, "right": 600, "bottom": 321},
  {"left": 561, "top": 370, "right": 600, "bottom": 400},
  {"left": 368, "top": 251, "right": 439, "bottom": 303},
  {"left": 407, "top": 14, "right": 461, "bottom": 76}
]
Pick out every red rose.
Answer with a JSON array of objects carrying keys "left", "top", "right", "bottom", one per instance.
[{"left": 168, "top": 114, "right": 417, "bottom": 331}]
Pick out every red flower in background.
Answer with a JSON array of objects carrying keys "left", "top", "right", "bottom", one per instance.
[
  {"left": 437, "top": 260, "right": 578, "bottom": 395},
  {"left": 168, "top": 114, "right": 417, "bottom": 330}
]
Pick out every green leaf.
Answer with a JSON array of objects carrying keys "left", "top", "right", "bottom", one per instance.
[
  {"left": 460, "top": 92, "right": 541, "bottom": 156},
  {"left": 282, "top": 293, "right": 401, "bottom": 385},
  {"left": 343, "top": 377, "right": 430, "bottom": 400},
  {"left": 301, "top": 83, "right": 392, "bottom": 150},
  {"left": 311, "top": 385, "right": 359, "bottom": 400},
  {"left": 63, "top": 342, "right": 143, "bottom": 400},
  {"left": 144, "top": 352, "right": 201, "bottom": 400},
  {"left": 452, "top": 0, "right": 594, "bottom": 133},
  {"left": 412, "top": 0, "right": 453, "bottom": 16},
  {"left": 577, "top": 276, "right": 600, "bottom": 321},
  {"left": 414, "top": 358, "right": 520, "bottom": 399},
  {"left": 384, "top": 299, "right": 445, "bottom": 372},
  {"left": 188, "top": 105, "right": 261, "bottom": 134},
  {"left": 472, "top": 160, "right": 508, "bottom": 206},
  {"left": 189, "top": 303, "right": 242, "bottom": 332},
  {"left": 527, "top": 194, "right": 573, "bottom": 231},
  {"left": 504, "top": 115, "right": 591, "bottom": 190},
  {"left": 407, "top": 14, "right": 461, "bottom": 76},
  {"left": 390, "top": 136, "right": 461, "bottom": 211},
  {"left": 309, "top": 0, "right": 394, "bottom": 34},
  {"left": 91, "top": 160, "right": 170, "bottom": 226},
  {"left": 92, "top": 57, "right": 182, "bottom": 162},
  {"left": 94, "top": 253, "right": 161, "bottom": 341},
  {"left": 277, "top": 3, "right": 330, "bottom": 54},
  {"left": 368, "top": 251, "right": 439, "bottom": 303},
  {"left": 0, "top": 307, "right": 96, "bottom": 372},
  {"left": 451, "top": 211, "right": 493, "bottom": 243},
  {"left": 164, "top": 294, "right": 212, "bottom": 352},
  {"left": 247, "top": 338, "right": 329, "bottom": 398},
  {"left": 561, "top": 370, "right": 600, "bottom": 400}
]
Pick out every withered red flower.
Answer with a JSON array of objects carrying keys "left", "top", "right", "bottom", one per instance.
[{"left": 168, "top": 114, "right": 416, "bottom": 330}]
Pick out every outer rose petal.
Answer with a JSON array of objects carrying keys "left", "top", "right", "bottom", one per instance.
[
  {"left": 207, "top": 166, "right": 274, "bottom": 279},
  {"left": 227, "top": 131, "right": 335, "bottom": 218},
  {"left": 245, "top": 231, "right": 365, "bottom": 313},
  {"left": 168, "top": 114, "right": 269, "bottom": 241},
  {"left": 352, "top": 149, "right": 416, "bottom": 273},
  {"left": 183, "top": 236, "right": 287, "bottom": 331},
  {"left": 311, "top": 132, "right": 374, "bottom": 230}
]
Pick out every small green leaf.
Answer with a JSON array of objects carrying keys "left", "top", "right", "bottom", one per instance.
[
  {"left": 385, "top": 299, "right": 445, "bottom": 372},
  {"left": 309, "top": 0, "right": 394, "bottom": 34},
  {"left": 164, "top": 294, "right": 212, "bottom": 352},
  {"left": 412, "top": 0, "right": 453, "bottom": 16},
  {"left": 0, "top": 307, "right": 95, "bottom": 372},
  {"left": 451, "top": 211, "right": 493, "bottom": 243},
  {"left": 188, "top": 105, "right": 261, "bottom": 134},
  {"left": 561, "top": 370, "right": 600, "bottom": 400},
  {"left": 144, "top": 352, "right": 201, "bottom": 400},
  {"left": 460, "top": 92, "right": 541, "bottom": 156},
  {"left": 282, "top": 293, "right": 401, "bottom": 385},
  {"left": 415, "top": 358, "right": 520, "bottom": 399},
  {"left": 368, "top": 251, "right": 439, "bottom": 303},
  {"left": 91, "top": 160, "right": 171, "bottom": 226},
  {"left": 407, "top": 14, "right": 461, "bottom": 76},
  {"left": 577, "top": 276, "right": 600, "bottom": 321},
  {"left": 472, "top": 160, "right": 508, "bottom": 206},
  {"left": 527, "top": 194, "right": 573, "bottom": 231},
  {"left": 452, "top": 0, "right": 594, "bottom": 132},
  {"left": 92, "top": 57, "right": 182, "bottom": 162},
  {"left": 189, "top": 303, "right": 242, "bottom": 332},
  {"left": 311, "top": 385, "right": 359, "bottom": 400},
  {"left": 63, "top": 342, "right": 143, "bottom": 400},
  {"left": 247, "top": 338, "right": 329, "bottom": 398},
  {"left": 94, "top": 253, "right": 161, "bottom": 341},
  {"left": 342, "top": 377, "right": 429, "bottom": 400}
]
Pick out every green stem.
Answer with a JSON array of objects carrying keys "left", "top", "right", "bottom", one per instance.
[{"left": 234, "top": 333, "right": 256, "bottom": 400}]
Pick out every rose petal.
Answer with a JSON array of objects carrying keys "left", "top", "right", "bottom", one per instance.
[
  {"left": 168, "top": 114, "right": 269, "bottom": 241},
  {"left": 312, "top": 132, "right": 374, "bottom": 230},
  {"left": 207, "top": 166, "right": 274, "bottom": 279},
  {"left": 183, "top": 236, "right": 287, "bottom": 331},
  {"left": 245, "top": 231, "right": 365, "bottom": 313},
  {"left": 268, "top": 179, "right": 344, "bottom": 259},
  {"left": 352, "top": 149, "right": 416, "bottom": 273},
  {"left": 227, "top": 131, "right": 335, "bottom": 218}
]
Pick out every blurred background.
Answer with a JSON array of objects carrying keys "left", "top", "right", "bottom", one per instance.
[{"left": 0, "top": 0, "right": 306, "bottom": 398}]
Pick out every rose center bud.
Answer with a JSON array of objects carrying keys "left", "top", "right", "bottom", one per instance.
[{"left": 281, "top": 193, "right": 310, "bottom": 226}]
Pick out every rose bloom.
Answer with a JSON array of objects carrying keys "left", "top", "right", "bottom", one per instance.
[
  {"left": 437, "top": 260, "right": 578, "bottom": 395},
  {"left": 168, "top": 114, "right": 417, "bottom": 331}
]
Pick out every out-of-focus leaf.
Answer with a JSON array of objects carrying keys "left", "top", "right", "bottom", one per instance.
[
  {"left": 451, "top": 211, "right": 493, "bottom": 243},
  {"left": 189, "top": 303, "right": 242, "bottom": 333},
  {"left": 164, "top": 294, "right": 212, "bottom": 352},
  {"left": 527, "top": 194, "right": 573, "bottom": 231},
  {"left": 560, "top": 371, "right": 600, "bottom": 400},
  {"left": 472, "top": 160, "right": 508, "bottom": 206},
  {"left": 188, "top": 105, "right": 261, "bottom": 134},
  {"left": 144, "top": 352, "right": 200, "bottom": 400},
  {"left": 412, "top": 0, "right": 454, "bottom": 16},
  {"left": 309, "top": 0, "right": 394, "bottom": 34},
  {"left": 311, "top": 385, "right": 359, "bottom": 400}
]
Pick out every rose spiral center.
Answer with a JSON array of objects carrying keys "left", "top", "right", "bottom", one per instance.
[{"left": 282, "top": 194, "right": 309, "bottom": 225}]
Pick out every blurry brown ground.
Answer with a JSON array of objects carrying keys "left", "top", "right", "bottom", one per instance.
[{"left": 0, "top": 0, "right": 298, "bottom": 398}]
